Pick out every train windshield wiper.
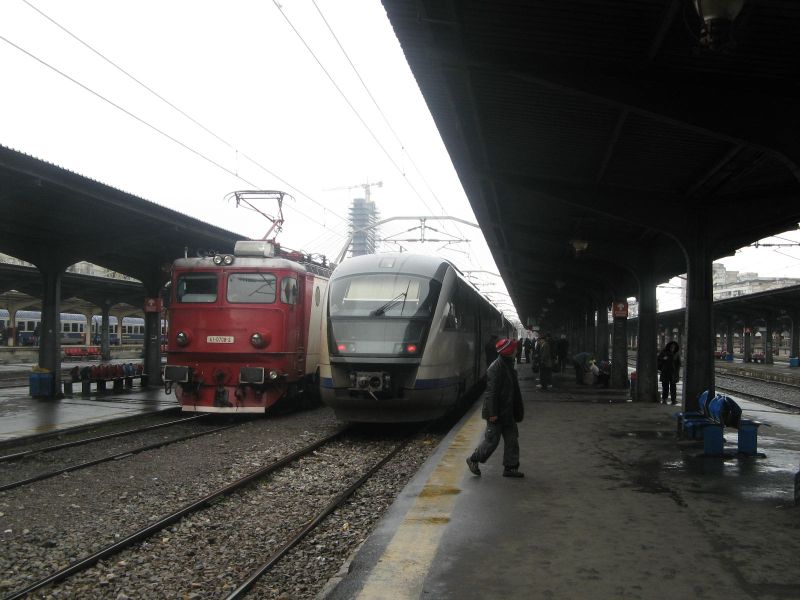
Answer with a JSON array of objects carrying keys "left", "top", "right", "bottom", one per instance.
[{"left": 371, "top": 291, "right": 407, "bottom": 317}]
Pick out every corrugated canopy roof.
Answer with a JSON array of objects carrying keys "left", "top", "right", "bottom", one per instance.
[{"left": 383, "top": 0, "right": 800, "bottom": 329}]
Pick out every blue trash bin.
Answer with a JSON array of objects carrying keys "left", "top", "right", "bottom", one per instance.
[
  {"left": 29, "top": 372, "right": 53, "bottom": 397},
  {"left": 789, "top": 357, "right": 799, "bottom": 368}
]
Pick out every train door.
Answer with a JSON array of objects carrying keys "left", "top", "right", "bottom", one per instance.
[{"left": 280, "top": 273, "right": 304, "bottom": 376}]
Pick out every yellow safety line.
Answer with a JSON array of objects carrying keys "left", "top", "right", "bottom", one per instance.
[{"left": 356, "top": 407, "right": 485, "bottom": 600}]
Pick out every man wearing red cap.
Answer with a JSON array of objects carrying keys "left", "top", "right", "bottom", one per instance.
[{"left": 466, "top": 337, "right": 524, "bottom": 478}]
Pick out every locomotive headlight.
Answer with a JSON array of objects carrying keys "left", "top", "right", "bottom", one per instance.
[
  {"left": 212, "top": 255, "right": 224, "bottom": 265},
  {"left": 223, "top": 254, "right": 234, "bottom": 265},
  {"left": 176, "top": 331, "right": 190, "bottom": 346},
  {"left": 268, "top": 369, "right": 279, "bottom": 380},
  {"left": 249, "top": 331, "right": 270, "bottom": 348}
]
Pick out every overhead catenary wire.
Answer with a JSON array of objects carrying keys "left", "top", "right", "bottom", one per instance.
[
  {"left": 310, "top": 0, "right": 476, "bottom": 260},
  {"left": 0, "top": 35, "right": 257, "bottom": 187},
  {"left": 0, "top": 34, "right": 344, "bottom": 248},
  {"left": 271, "top": 2, "right": 449, "bottom": 223},
  {"left": 310, "top": 1, "right": 450, "bottom": 218},
  {"left": 310, "top": 1, "right": 480, "bottom": 253},
  {"left": 17, "top": 0, "right": 351, "bottom": 228}
]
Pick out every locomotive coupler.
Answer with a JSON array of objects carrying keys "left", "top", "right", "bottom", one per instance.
[
  {"left": 214, "top": 385, "right": 232, "bottom": 407},
  {"left": 349, "top": 371, "right": 392, "bottom": 396}
]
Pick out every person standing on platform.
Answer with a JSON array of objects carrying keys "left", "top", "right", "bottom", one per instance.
[
  {"left": 538, "top": 333, "right": 554, "bottom": 391},
  {"left": 466, "top": 338, "right": 525, "bottom": 478},
  {"left": 556, "top": 335, "right": 569, "bottom": 373},
  {"left": 573, "top": 351, "right": 594, "bottom": 384},
  {"left": 658, "top": 341, "right": 681, "bottom": 404},
  {"left": 522, "top": 337, "right": 533, "bottom": 364}
]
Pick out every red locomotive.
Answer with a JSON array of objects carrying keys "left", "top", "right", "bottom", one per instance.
[{"left": 162, "top": 191, "right": 333, "bottom": 413}]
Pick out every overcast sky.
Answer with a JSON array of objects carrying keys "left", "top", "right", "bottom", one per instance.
[{"left": 1, "top": 0, "right": 798, "bottom": 317}]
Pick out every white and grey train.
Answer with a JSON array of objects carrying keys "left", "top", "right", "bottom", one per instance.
[{"left": 319, "top": 253, "right": 513, "bottom": 422}]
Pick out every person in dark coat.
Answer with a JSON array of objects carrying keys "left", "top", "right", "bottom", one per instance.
[
  {"left": 466, "top": 338, "right": 524, "bottom": 478},
  {"left": 538, "top": 333, "right": 554, "bottom": 391},
  {"left": 556, "top": 336, "right": 569, "bottom": 373},
  {"left": 573, "top": 351, "right": 594, "bottom": 384},
  {"left": 522, "top": 337, "right": 533, "bottom": 364},
  {"left": 657, "top": 341, "right": 681, "bottom": 404}
]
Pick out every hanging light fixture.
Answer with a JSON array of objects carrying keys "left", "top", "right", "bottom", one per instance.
[
  {"left": 570, "top": 239, "right": 589, "bottom": 254},
  {"left": 693, "top": 0, "right": 745, "bottom": 50}
]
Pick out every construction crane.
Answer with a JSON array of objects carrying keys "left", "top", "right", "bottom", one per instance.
[{"left": 325, "top": 181, "right": 383, "bottom": 201}]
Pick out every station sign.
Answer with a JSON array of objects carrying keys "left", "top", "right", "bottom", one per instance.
[
  {"left": 144, "top": 297, "right": 162, "bottom": 313},
  {"left": 612, "top": 300, "right": 628, "bottom": 318}
]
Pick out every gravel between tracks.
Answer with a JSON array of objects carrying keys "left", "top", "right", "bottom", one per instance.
[
  {"left": 715, "top": 374, "right": 800, "bottom": 410},
  {"left": 1, "top": 407, "right": 443, "bottom": 599}
]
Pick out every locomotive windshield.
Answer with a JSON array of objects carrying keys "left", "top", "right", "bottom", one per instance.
[
  {"left": 227, "top": 273, "right": 277, "bottom": 303},
  {"left": 176, "top": 273, "right": 218, "bottom": 303},
  {"left": 328, "top": 274, "right": 441, "bottom": 356}
]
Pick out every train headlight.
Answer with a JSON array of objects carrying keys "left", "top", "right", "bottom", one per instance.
[
  {"left": 268, "top": 369, "right": 279, "bottom": 380},
  {"left": 213, "top": 255, "right": 224, "bottom": 265},
  {"left": 249, "top": 331, "right": 270, "bottom": 348},
  {"left": 223, "top": 254, "right": 234, "bottom": 265},
  {"left": 176, "top": 331, "right": 190, "bottom": 346}
]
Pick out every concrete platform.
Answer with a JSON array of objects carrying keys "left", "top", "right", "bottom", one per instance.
[
  {"left": 326, "top": 368, "right": 800, "bottom": 600},
  {"left": 0, "top": 385, "right": 177, "bottom": 443}
]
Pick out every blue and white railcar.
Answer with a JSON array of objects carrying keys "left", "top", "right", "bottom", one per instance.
[{"left": 319, "top": 253, "right": 511, "bottom": 422}]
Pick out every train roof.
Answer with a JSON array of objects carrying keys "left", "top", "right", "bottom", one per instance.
[
  {"left": 172, "top": 256, "right": 332, "bottom": 278},
  {"left": 331, "top": 253, "right": 456, "bottom": 282}
]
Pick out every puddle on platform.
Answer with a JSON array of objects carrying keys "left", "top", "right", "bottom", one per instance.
[{"left": 610, "top": 430, "right": 674, "bottom": 440}]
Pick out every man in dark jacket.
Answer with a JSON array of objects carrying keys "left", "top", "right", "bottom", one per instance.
[{"left": 466, "top": 338, "right": 524, "bottom": 478}]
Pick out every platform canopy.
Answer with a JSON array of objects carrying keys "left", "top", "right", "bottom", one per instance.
[
  {"left": 382, "top": 0, "right": 800, "bottom": 329},
  {"left": 0, "top": 145, "right": 243, "bottom": 291}
]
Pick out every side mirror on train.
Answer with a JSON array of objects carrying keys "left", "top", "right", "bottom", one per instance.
[{"left": 161, "top": 282, "right": 172, "bottom": 309}]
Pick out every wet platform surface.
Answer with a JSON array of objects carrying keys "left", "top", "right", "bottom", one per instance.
[
  {"left": 0, "top": 385, "right": 177, "bottom": 443},
  {"left": 326, "top": 368, "right": 800, "bottom": 600}
]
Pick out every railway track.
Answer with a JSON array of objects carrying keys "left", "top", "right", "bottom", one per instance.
[
  {"left": 627, "top": 358, "right": 800, "bottom": 411},
  {"left": 715, "top": 374, "right": 800, "bottom": 411},
  {"left": 0, "top": 414, "right": 207, "bottom": 463},
  {"left": 0, "top": 420, "right": 239, "bottom": 493},
  {"left": 2, "top": 426, "right": 418, "bottom": 599}
]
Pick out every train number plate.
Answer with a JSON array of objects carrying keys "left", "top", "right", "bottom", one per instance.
[{"left": 207, "top": 336, "right": 234, "bottom": 343}]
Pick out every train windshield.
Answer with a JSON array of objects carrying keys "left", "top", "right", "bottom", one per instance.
[
  {"left": 176, "top": 273, "right": 218, "bottom": 303},
  {"left": 328, "top": 274, "right": 440, "bottom": 356},
  {"left": 227, "top": 273, "right": 276, "bottom": 303},
  {"left": 328, "top": 274, "right": 438, "bottom": 318}
]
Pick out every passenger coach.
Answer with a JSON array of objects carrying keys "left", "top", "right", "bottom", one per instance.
[{"left": 319, "top": 253, "right": 511, "bottom": 422}]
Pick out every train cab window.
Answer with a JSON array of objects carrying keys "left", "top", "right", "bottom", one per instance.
[
  {"left": 27, "top": 321, "right": 36, "bottom": 331},
  {"left": 62, "top": 323, "right": 69, "bottom": 333},
  {"left": 71, "top": 323, "right": 79, "bottom": 333},
  {"left": 227, "top": 273, "right": 276, "bottom": 303},
  {"left": 281, "top": 277, "right": 299, "bottom": 305},
  {"left": 176, "top": 273, "right": 218, "bottom": 303}
]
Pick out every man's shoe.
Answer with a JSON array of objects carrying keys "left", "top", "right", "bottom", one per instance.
[
  {"left": 503, "top": 468, "right": 524, "bottom": 478},
  {"left": 466, "top": 457, "right": 481, "bottom": 476}
]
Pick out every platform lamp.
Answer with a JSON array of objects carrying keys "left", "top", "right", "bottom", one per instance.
[
  {"left": 570, "top": 239, "right": 589, "bottom": 257},
  {"left": 693, "top": 0, "right": 745, "bottom": 50}
]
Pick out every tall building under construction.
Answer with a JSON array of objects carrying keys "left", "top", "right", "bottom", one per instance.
[{"left": 349, "top": 198, "right": 379, "bottom": 257}]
